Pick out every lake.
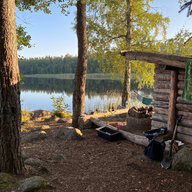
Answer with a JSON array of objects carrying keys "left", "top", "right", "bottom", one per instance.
[{"left": 21, "top": 77, "right": 153, "bottom": 113}]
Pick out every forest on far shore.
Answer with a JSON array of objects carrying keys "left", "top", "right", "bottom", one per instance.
[{"left": 19, "top": 54, "right": 102, "bottom": 74}]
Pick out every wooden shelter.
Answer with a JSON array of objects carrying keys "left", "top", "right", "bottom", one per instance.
[{"left": 121, "top": 50, "right": 192, "bottom": 144}]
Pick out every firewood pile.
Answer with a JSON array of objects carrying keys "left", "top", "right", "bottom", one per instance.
[{"left": 128, "top": 106, "right": 153, "bottom": 118}]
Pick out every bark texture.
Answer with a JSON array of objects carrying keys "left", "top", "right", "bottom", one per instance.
[
  {"left": 0, "top": 0, "right": 24, "bottom": 174},
  {"left": 72, "top": 0, "right": 87, "bottom": 127},
  {"left": 122, "top": 0, "right": 132, "bottom": 107}
]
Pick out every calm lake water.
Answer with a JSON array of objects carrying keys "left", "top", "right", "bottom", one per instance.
[{"left": 21, "top": 77, "right": 153, "bottom": 113}]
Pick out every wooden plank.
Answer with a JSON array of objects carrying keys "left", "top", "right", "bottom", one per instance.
[
  {"left": 152, "top": 113, "right": 168, "bottom": 123},
  {"left": 153, "top": 88, "right": 170, "bottom": 95},
  {"left": 120, "top": 50, "right": 190, "bottom": 68},
  {"left": 177, "top": 81, "right": 184, "bottom": 89},
  {"left": 90, "top": 117, "right": 149, "bottom": 146},
  {"left": 176, "top": 103, "right": 192, "bottom": 113},
  {"left": 153, "top": 94, "right": 169, "bottom": 102},
  {"left": 176, "top": 133, "right": 192, "bottom": 143},
  {"left": 177, "top": 96, "right": 192, "bottom": 104},
  {"left": 177, "top": 126, "right": 192, "bottom": 136},
  {"left": 167, "top": 70, "right": 178, "bottom": 132},
  {"left": 154, "top": 74, "right": 171, "bottom": 81},
  {"left": 154, "top": 81, "right": 170, "bottom": 89},
  {"left": 151, "top": 101, "right": 169, "bottom": 108},
  {"left": 153, "top": 107, "right": 169, "bottom": 115},
  {"left": 151, "top": 120, "right": 167, "bottom": 128}
]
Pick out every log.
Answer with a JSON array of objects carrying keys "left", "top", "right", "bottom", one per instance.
[
  {"left": 178, "top": 90, "right": 183, "bottom": 96},
  {"left": 120, "top": 50, "right": 191, "bottom": 68},
  {"left": 151, "top": 101, "right": 169, "bottom": 108},
  {"left": 152, "top": 113, "right": 168, "bottom": 123},
  {"left": 178, "top": 68, "right": 185, "bottom": 74},
  {"left": 167, "top": 70, "right": 178, "bottom": 132},
  {"left": 178, "top": 74, "right": 185, "bottom": 81},
  {"left": 154, "top": 74, "right": 171, "bottom": 81},
  {"left": 151, "top": 120, "right": 167, "bottom": 128},
  {"left": 177, "top": 126, "right": 192, "bottom": 136},
  {"left": 179, "top": 118, "right": 192, "bottom": 128},
  {"left": 177, "top": 81, "right": 184, "bottom": 89},
  {"left": 153, "top": 107, "right": 169, "bottom": 115},
  {"left": 177, "top": 96, "right": 192, "bottom": 104},
  {"left": 153, "top": 94, "right": 169, "bottom": 102},
  {"left": 155, "top": 67, "right": 171, "bottom": 74},
  {"left": 153, "top": 88, "right": 170, "bottom": 95},
  {"left": 176, "top": 133, "right": 192, "bottom": 143},
  {"left": 176, "top": 103, "right": 192, "bottom": 113},
  {"left": 90, "top": 117, "right": 149, "bottom": 146},
  {"left": 154, "top": 81, "right": 170, "bottom": 89},
  {"left": 177, "top": 111, "right": 192, "bottom": 119}
]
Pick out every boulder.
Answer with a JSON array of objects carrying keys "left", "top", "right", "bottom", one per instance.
[
  {"left": 24, "top": 158, "right": 44, "bottom": 166},
  {"left": 18, "top": 176, "right": 55, "bottom": 192},
  {"left": 41, "top": 125, "right": 51, "bottom": 130},
  {"left": 78, "top": 116, "right": 93, "bottom": 130},
  {"left": 172, "top": 144, "right": 192, "bottom": 172},
  {"left": 31, "top": 109, "right": 52, "bottom": 120},
  {"left": 57, "top": 117, "right": 72, "bottom": 123},
  {"left": 44, "top": 116, "right": 60, "bottom": 122},
  {"left": 22, "top": 131, "right": 47, "bottom": 144},
  {"left": 0, "top": 173, "right": 12, "bottom": 189},
  {"left": 57, "top": 127, "right": 84, "bottom": 140}
]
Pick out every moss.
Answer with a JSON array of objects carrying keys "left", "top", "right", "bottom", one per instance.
[{"left": 0, "top": 173, "right": 12, "bottom": 189}]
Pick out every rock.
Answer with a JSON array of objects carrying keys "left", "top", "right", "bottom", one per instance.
[
  {"left": 31, "top": 109, "right": 52, "bottom": 120},
  {"left": 44, "top": 117, "right": 60, "bottom": 122},
  {"left": 117, "top": 105, "right": 125, "bottom": 109},
  {"left": 22, "top": 131, "right": 47, "bottom": 144},
  {"left": 24, "top": 158, "right": 44, "bottom": 166},
  {"left": 18, "top": 176, "right": 55, "bottom": 192},
  {"left": 41, "top": 125, "right": 51, "bottom": 130},
  {"left": 21, "top": 120, "right": 34, "bottom": 125},
  {"left": 56, "top": 154, "right": 66, "bottom": 160},
  {"left": 78, "top": 116, "right": 93, "bottom": 130},
  {"left": 22, "top": 126, "right": 42, "bottom": 132},
  {"left": 57, "top": 127, "right": 84, "bottom": 140},
  {"left": 57, "top": 118, "right": 66, "bottom": 123},
  {"left": 172, "top": 144, "right": 192, "bottom": 172},
  {"left": 0, "top": 173, "right": 12, "bottom": 189}
]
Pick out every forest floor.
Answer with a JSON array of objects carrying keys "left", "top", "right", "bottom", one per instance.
[{"left": 2, "top": 117, "right": 192, "bottom": 192}]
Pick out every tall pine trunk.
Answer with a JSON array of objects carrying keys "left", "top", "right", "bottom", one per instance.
[
  {"left": 72, "top": 0, "right": 87, "bottom": 127},
  {"left": 0, "top": 0, "right": 24, "bottom": 174},
  {"left": 122, "top": 0, "right": 132, "bottom": 107}
]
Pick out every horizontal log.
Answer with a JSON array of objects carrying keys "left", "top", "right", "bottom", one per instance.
[
  {"left": 152, "top": 113, "right": 168, "bottom": 123},
  {"left": 120, "top": 50, "right": 191, "bottom": 68},
  {"left": 151, "top": 101, "right": 169, "bottom": 108},
  {"left": 153, "top": 88, "right": 170, "bottom": 95},
  {"left": 177, "top": 111, "right": 192, "bottom": 119},
  {"left": 177, "top": 126, "right": 192, "bottom": 136},
  {"left": 176, "top": 133, "right": 192, "bottom": 143},
  {"left": 90, "top": 117, "right": 148, "bottom": 146},
  {"left": 177, "top": 96, "right": 192, "bottom": 105},
  {"left": 154, "top": 74, "right": 171, "bottom": 81},
  {"left": 155, "top": 67, "right": 171, "bottom": 74},
  {"left": 178, "top": 90, "right": 183, "bottom": 96},
  {"left": 151, "top": 120, "right": 167, "bottom": 128},
  {"left": 153, "top": 107, "right": 169, "bottom": 115},
  {"left": 177, "top": 81, "right": 184, "bottom": 89},
  {"left": 176, "top": 103, "right": 192, "bottom": 113},
  {"left": 153, "top": 94, "right": 169, "bottom": 102},
  {"left": 178, "top": 74, "right": 185, "bottom": 81},
  {"left": 154, "top": 81, "right": 170, "bottom": 89},
  {"left": 179, "top": 118, "right": 192, "bottom": 128},
  {"left": 179, "top": 68, "right": 185, "bottom": 74}
]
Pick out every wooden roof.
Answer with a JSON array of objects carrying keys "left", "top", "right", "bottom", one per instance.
[{"left": 120, "top": 50, "right": 192, "bottom": 69}]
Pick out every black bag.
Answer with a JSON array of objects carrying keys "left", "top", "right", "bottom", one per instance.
[
  {"left": 144, "top": 140, "right": 165, "bottom": 161},
  {"left": 143, "top": 127, "right": 167, "bottom": 161}
]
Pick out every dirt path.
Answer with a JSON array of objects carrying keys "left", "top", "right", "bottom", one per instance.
[{"left": 2, "top": 119, "right": 192, "bottom": 192}]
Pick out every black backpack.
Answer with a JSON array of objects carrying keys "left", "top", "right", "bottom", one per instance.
[{"left": 143, "top": 127, "right": 167, "bottom": 161}]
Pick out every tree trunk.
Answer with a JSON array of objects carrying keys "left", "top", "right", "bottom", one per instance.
[
  {"left": 0, "top": 0, "right": 24, "bottom": 174},
  {"left": 72, "top": 0, "right": 87, "bottom": 128},
  {"left": 122, "top": 0, "right": 132, "bottom": 107}
]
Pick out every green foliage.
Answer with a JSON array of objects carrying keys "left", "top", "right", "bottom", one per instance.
[
  {"left": 51, "top": 95, "right": 70, "bottom": 117},
  {"left": 86, "top": 0, "right": 170, "bottom": 89}
]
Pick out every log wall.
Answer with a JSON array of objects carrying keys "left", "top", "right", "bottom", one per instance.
[{"left": 152, "top": 65, "right": 192, "bottom": 144}]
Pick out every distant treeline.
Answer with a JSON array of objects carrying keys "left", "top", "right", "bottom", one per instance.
[{"left": 19, "top": 54, "right": 102, "bottom": 74}]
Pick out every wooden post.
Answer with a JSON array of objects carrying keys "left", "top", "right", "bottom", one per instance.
[{"left": 167, "top": 70, "right": 178, "bottom": 132}]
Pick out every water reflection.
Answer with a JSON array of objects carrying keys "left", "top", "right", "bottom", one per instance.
[{"left": 21, "top": 78, "right": 153, "bottom": 113}]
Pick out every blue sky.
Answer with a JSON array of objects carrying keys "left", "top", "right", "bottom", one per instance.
[{"left": 16, "top": 0, "right": 192, "bottom": 59}]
